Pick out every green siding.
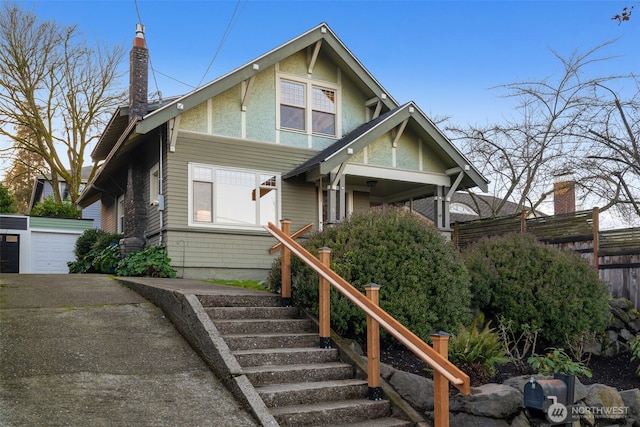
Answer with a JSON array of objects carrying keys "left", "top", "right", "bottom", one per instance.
[
  {"left": 29, "top": 217, "right": 94, "bottom": 231},
  {"left": 396, "top": 130, "right": 420, "bottom": 170},
  {"left": 180, "top": 102, "right": 207, "bottom": 133},
  {"left": 368, "top": 134, "right": 393, "bottom": 167},
  {"left": 278, "top": 50, "right": 308, "bottom": 77},
  {"left": 341, "top": 73, "right": 368, "bottom": 135},
  {"left": 246, "top": 66, "right": 277, "bottom": 142},
  {"left": 212, "top": 87, "right": 242, "bottom": 138}
]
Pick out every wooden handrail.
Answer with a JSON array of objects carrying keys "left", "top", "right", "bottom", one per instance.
[
  {"left": 265, "top": 222, "right": 471, "bottom": 394},
  {"left": 269, "top": 223, "right": 313, "bottom": 254}
]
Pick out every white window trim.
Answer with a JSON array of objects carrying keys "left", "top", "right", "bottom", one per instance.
[
  {"left": 149, "top": 163, "right": 160, "bottom": 205},
  {"left": 276, "top": 72, "right": 340, "bottom": 138},
  {"left": 116, "top": 195, "right": 125, "bottom": 234},
  {"left": 187, "top": 163, "right": 281, "bottom": 231}
]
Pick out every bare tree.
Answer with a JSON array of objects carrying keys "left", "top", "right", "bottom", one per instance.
[
  {"left": 3, "top": 126, "right": 48, "bottom": 213},
  {"left": 0, "top": 3, "right": 125, "bottom": 203},
  {"left": 448, "top": 40, "right": 639, "bottom": 223}
]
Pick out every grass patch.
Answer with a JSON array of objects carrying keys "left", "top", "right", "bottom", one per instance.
[{"left": 205, "top": 279, "right": 269, "bottom": 291}]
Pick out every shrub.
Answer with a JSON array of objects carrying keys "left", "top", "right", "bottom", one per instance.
[
  {"left": 116, "top": 245, "right": 176, "bottom": 278},
  {"left": 462, "top": 234, "right": 610, "bottom": 345},
  {"left": 92, "top": 245, "right": 121, "bottom": 274},
  {"left": 0, "top": 183, "right": 17, "bottom": 213},
  {"left": 69, "top": 229, "right": 123, "bottom": 273},
  {"left": 30, "top": 195, "right": 79, "bottom": 218},
  {"left": 267, "top": 207, "right": 472, "bottom": 345},
  {"left": 528, "top": 347, "right": 592, "bottom": 378},
  {"left": 630, "top": 336, "right": 640, "bottom": 377},
  {"left": 448, "top": 313, "right": 509, "bottom": 385}
]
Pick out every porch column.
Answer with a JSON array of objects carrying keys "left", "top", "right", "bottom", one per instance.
[
  {"left": 433, "top": 186, "right": 451, "bottom": 230},
  {"left": 326, "top": 172, "right": 346, "bottom": 223},
  {"left": 121, "top": 161, "right": 147, "bottom": 256}
]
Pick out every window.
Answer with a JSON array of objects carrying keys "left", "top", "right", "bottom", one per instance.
[
  {"left": 189, "top": 164, "right": 279, "bottom": 228},
  {"left": 279, "top": 78, "right": 337, "bottom": 136},
  {"left": 150, "top": 163, "right": 160, "bottom": 204},
  {"left": 450, "top": 202, "right": 477, "bottom": 216},
  {"left": 117, "top": 195, "right": 125, "bottom": 233}
]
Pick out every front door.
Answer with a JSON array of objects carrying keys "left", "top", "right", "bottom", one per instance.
[{"left": 0, "top": 234, "right": 20, "bottom": 273}]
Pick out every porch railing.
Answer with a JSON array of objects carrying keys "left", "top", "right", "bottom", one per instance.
[{"left": 265, "top": 221, "right": 470, "bottom": 427}]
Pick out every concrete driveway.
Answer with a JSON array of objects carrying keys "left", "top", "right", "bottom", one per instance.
[{"left": 0, "top": 274, "right": 258, "bottom": 427}]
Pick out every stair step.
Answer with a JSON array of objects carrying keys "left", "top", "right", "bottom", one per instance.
[
  {"left": 234, "top": 347, "right": 339, "bottom": 367},
  {"left": 223, "top": 333, "right": 318, "bottom": 351},
  {"left": 308, "top": 418, "right": 412, "bottom": 427},
  {"left": 206, "top": 306, "right": 301, "bottom": 320},
  {"left": 214, "top": 318, "right": 315, "bottom": 335},
  {"left": 198, "top": 293, "right": 281, "bottom": 308},
  {"left": 257, "top": 379, "right": 368, "bottom": 407},
  {"left": 271, "top": 399, "right": 391, "bottom": 427},
  {"left": 243, "top": 362, "right": 353, "bottom": 386}
]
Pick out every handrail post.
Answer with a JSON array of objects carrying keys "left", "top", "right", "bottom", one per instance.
[
  {"left": 280, "top": 219, "right": 292, "bottom": 306},
  {"left": 318, "top": 247, "right": 332, "bottom": 349},
  {"left": 365, "top": 283, "right": 381, "bottom": 400},
  {"left": 431, "top": 331, "right": 451, "bottom": 427}
]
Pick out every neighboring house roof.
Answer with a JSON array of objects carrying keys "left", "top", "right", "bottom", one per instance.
[
  {"left": 411, "top": 192, "right": 523, "bottom": 224},
  {"left": 29, "top": 165, "right": 95, "bottom": 209}
]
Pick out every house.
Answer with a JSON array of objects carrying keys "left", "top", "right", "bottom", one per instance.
[
  {"left": 30, "top": 165, "right": 101, "bottom": 228},
  {"left": 77, "top": 23, "right": 488, "bottom": 280},
  {"left": 410, "top": 192, "right": 524, "bottom": 226}
]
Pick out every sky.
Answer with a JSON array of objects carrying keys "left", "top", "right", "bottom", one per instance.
[{"left": 1, "top": 0, "right": 639, "bottom": 221}]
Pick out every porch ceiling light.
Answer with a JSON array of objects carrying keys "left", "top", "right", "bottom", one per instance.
[{"left": 366, "top": 180, "right": 377, "bottom": 188}]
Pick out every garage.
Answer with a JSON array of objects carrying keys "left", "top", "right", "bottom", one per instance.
[{"left": 30, "top": 231, "right": 81, "bottom": 274}]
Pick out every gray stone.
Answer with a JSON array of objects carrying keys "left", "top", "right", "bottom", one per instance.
[
  {"left": 502, "top": 375, "right": 547, "bottom": 395},
  {"left": 509, "top": 412, "right": 531, "bottom": 427},
  {"left": 629, "top": 319, "right": 640, "bottom": 334},
  {"left": 619, "top": 389, "right": 640, "bottom": 426},
  {"left": 450, "top": 383, "right": 522, "bottom": 418},
  {"left": 620, "top": 328, "right": 637, "bottom": 342},
  {"left": 379, "top": 360, "right": 397, "bottom": 381},
  {"left": 610, "top": 298, "right": 633, "bottom": 310},
  {"left": 389, "top": 369, "right": 434, "bottom": 411},
  {"left": 584, "top": 384, "right": 626, "bottom": 421},
  {"left": 612, "top": 307, "right": 632, "bottom": 324},
  {"left": 573, "top": 401, "right": 596, "bottom": 426},
  {"left": 449, "top": 412, "right": 510, "bottom": 427}
]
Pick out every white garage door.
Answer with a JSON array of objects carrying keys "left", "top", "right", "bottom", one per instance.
[{"left": 30, "top": 231, "right": 80, "bottom": 274}]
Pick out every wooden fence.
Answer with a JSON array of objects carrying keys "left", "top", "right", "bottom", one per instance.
[{"left": 452, "top": 208, "right": 640, "bottom": 309}]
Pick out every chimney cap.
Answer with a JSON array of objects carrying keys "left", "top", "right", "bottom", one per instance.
[{"left": 135, "top": 23, "right": 145, "bottom": 38}]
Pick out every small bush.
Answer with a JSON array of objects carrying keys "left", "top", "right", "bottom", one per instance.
[
  {"left": 30, "top": 195, "right": 79, "bottom": 218},
  {"left": 630, "top": 336, "right": 640, "bottom": 377},
  {"left": 267, "top": 207, "right": 472, "bottom": 345},
  {"left": 462, "top": 234, "right": 610, "bottom": 345},
  {"left": 448, "top": 313, "right": 509, "bottom": 385},
  {"left": 92, "top": 245, "right": 121, "bottom": 274},
  {"left": 69, "top": 229, "right": 122, "bottom": 273},
  {"left": 528, "top": 347, "right": 592, "bottom": 378},
  {"left": 116, "top": 245, "right": 176, "bottom": 278}
]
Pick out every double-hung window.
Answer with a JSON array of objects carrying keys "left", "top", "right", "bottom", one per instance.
[
  {"left": 190, "top": 164, "right": 280, "bottom": 229},
  {"left": 279, "top": 78, "right": 337, "bottom": 136}
]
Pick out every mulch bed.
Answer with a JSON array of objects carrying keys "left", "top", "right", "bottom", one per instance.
[{"left": 381, "top": 348, "right": 640, "bottom": 391}]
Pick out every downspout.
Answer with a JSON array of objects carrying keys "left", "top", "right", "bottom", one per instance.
[{"left": 158, "top": 128, "right": 164, "bottom": 245}]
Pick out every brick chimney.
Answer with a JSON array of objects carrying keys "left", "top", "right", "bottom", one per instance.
[
  {"left": 129, "top": 23, "right": 148, "bottom": 120},
  {"left": 553, "top": 173, "right": 576, "bottom": 215}
]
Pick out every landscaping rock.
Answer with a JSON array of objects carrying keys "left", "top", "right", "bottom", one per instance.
[
  {"left": 573, "top": 401, "right": 596, "bottom": 426},
  {"left": 502, "top": 375, "right": 546, "bottom": 395},
  {"left": 388, "top": 370, "right": 434, "bottom": 411},
  {"left": 619, "top": 388, "right": 640, "bottom": 426},
  {"left": 450, "top": 383, "right": 522, "bottom": 418},
  {"left": 584, "top": 384, "right": 626, "bottom": 421},
  {"left": 610, "top": 298, "right": 633, "bottom": 310},
  {"left": 449, "top": 412, "right": 510, "bottom": 427},
  {"left": 620, "top": 328, "right": 636, "bottom": 342},
  {"left": 509, "top": 412, "right": 530, "bottom": 427}
]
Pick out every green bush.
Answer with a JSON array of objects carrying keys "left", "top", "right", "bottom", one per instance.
[
  {"left": 92, "top": 245, "right": 121, "bottom": 274},
  {"left": 630, "top": 336, "right": 640, "bottom": 377},
  {"left": 267, "top": 207, "right": 472, "bottom": 345},
  {"left": 69, "top": 229, "right": 123, "bottom": 273},
  {"left": 0, "top": 183, "right": 17, "bottom": 213},
  {"left": 528, "top": 347, "right": 592, "bottom": 378},
  {"left": 462, "top": 234, "right": 610, "bottom": 345},
  {"left": 448, "top": 313, "right": 509, "bottom": 385},
  {"left": 30, "top": 195, "right": 79, "bottom": 218},
  {"left": 116, "top": 245, "right": 176, "bottom": 278}
]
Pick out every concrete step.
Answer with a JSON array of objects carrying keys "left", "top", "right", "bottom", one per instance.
[
  {"left": 223, "top": 332, "right": 319, "bottom": 351},
  {"left": 270, "top": 399, "right": 391, "bottom": 427},
  {"left": 242, "top": 362, "right": 353, "bottom": 386},
  {"left": 206, "top": 306, "right": 301, "bottom": 320},
  {"left": 198, "top": 293, "right": 281, "bottom": 308},
  {"left": 256, "top": 379, "right": 368, "bottom": 408},
  {"left": 234, "top": 347, "right": 339, "bottom": 367},
  {"left": 213, "top": 318, "right": 315, "bottom": 335},
  {"left": 308, "top": 418, "right": 413, "bottom": 427}
]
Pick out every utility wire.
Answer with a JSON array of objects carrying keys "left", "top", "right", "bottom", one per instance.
[{"left": 196, "top": 0, "right": 247, "bottom": 88}]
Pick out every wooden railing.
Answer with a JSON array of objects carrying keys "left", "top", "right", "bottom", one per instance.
[{"left": 265, "top": 221, "right": 470, "bottom": 427}]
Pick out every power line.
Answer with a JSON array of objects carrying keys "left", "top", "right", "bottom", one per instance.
[{"left": 196, "top": 0, "right": 247, "bottom": 88}]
